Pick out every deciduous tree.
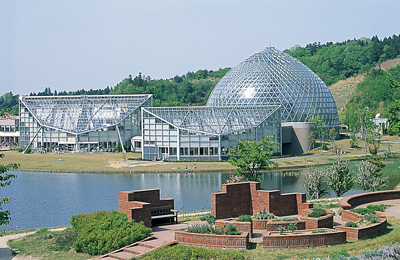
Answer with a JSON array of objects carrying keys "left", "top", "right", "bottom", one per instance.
[
  {"left": 228, "top": 136, "right": 278, "bottom": 182},
  {"left": 0, "top": 154, "right": 18, "bottom": 225},
  {"left": 304, "top": 167, "right": 328, "bottom": 199},
  {"left": 327, "top": 157, "right": 353, "bottom": 197}
]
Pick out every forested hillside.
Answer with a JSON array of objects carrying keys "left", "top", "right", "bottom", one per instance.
[{"left": 285, "top": 34, "right": 400, "bottom": 86}]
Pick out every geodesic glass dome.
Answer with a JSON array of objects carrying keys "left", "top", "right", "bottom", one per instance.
[{"left": 207, "top": 47, "right": 339, "bottom": 126}]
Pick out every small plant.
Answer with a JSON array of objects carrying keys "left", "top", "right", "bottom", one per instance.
[
  {"left": 272, "top": 216, "right": 298, "bottom": 222},
  {"left": 366, "top": 204, "right": 388, "bottom": 212},
  {"left": 363, "top": 213, "right": 380, "bottom": 224},
  {"left": 187, "top": 223, "right": 215, "bottom": 234},
  {"left": 253, "top": 207, "right": 275, "bottom": 220},
  {"left": 307, "top": 208, "right": 327, "bottom": 218},
  {"left": 278, "top": 225, "right": 285, "bottom": 235},
  {"left": 223, "top": 223, "right": 241, "bottom": 235},
  {"left": 288, "top": 222, "right": 297, "bottom": 233},
  {"left": 200, "top": 213, "right": 216, "bottom": 224},
  {"left": 351, "top": 207, "right": 376, "bottom": 215},
  {"left": 312, "top": 229, "right": 327, "bottom": 233},
  {"left": 345, "top": 221, "right": 358, "bottom": 227},
  {"left": 237, "top": 215, "right": 252, "bottom": 222}
]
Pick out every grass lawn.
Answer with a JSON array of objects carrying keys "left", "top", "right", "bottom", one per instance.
[{"left": 8, "top": 228, "right": 93, "bottom": 260}]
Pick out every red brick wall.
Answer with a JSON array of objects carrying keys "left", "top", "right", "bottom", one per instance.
[
  {"left": 131, "top": 203, "right": 151, "bottom": 227},
  {"left": 175, "top": 231, "right": 249, "bottom": 250},
  {"left": 339, "top": 190, "right": 400, "bottom": 210},
  {"left": 211, "top": 182, "right": 311, "bottom": 219},
  {"left": 341, "top": 210, "right": 363, "bottom": 222},
  {"left": 215, "top": 219, "right": 253, "bottom": 236},
  {"left": 211, "top": 183, "right": 252, "bottom": 219},
  {"left": 301, "top": 210, "right": 334, "bottom": 230},
  {"left": 263, "top": 229, "right": 346, "bottom": 249},
  {"left": 335, "top": 218, "right": 387, "bottom": 241}
]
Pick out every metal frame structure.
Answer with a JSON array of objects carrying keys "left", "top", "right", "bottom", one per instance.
[
  {"left": 207, "top": 47, "right": 339, "bottom": 127},
  {"left": 19, "top": 94, "right": 152, "bottom": 152},
  {"left": 141, "top": 106, "right": 281, "bottom": 161}
]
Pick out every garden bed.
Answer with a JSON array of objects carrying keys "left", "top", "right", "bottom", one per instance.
[
  {"left": 253, "top": 218, "right": 306, "bottom": 231},
  {"left": 300, "top": 209, "right": 334, "bottom": 229},
  {"left": 215, "top": 218, "right": 253, "bottom": 236},
  {"left": 175, "top": 231, "right": 249, "bottom": 249},
  {"left": 263, "top": 228, "right": 346, "bottom": 249},
  {"left": 335, "top": 217, "right": 388, "bottom": 241}
]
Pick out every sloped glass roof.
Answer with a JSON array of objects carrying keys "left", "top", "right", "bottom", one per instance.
[
  {"left": 20, "top": 95, "right": 152, "bottom": 134},
  {"left": 207, "top": 47, "right": 339, "bottom": 126},
  {"left": 143, "top": 106, "right": 280, "bottom": 135}
]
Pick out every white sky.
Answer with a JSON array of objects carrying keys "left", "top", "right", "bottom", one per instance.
[{"left": 1, "top": 0, "right": 400, "bottom": 95}]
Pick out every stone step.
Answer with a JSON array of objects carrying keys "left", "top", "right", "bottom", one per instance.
[
  {"left": 139, "top": 239, "right": 166, "bottom": 248},
  {"left": 124, "top": 245, "right": 151, "bottom": 255},
  {"left": 107, "top": 250, "right": 137, "bottom": 260}
]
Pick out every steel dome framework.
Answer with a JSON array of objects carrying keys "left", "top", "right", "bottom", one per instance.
[{"left": 207, "top": 47, "right": 339, "bottom": 126}]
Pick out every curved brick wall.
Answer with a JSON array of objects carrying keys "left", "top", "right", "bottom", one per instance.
[
  {"left": 263, "top": 229, "right": 346, "bottom": 249},
  {"left": 339, "top": 190, "right": 400, "bottom": 210},
  {"left": 341, "top": 210, "right": 363, "bottom": 222},
  {"left": 335, "top": 217, "right": 387, "bottom": 241},
  {"left": 301, "top": 210, "right": 334, "bottom": 230},
  {"left": 175, "top": 231, "right": 249, "bottom": 249},
  {"left": 215, "top": 219, "right": 253, "bottom": 235}
]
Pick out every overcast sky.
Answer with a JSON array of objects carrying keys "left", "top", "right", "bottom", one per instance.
[{"left": 1, "top": 0, "right": 400, "bottom": 96}]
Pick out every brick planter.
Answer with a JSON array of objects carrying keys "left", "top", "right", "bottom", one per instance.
[
  {"left": 263, "top": 229, "right": 346, "bottom": 249},
  {"left": 215, "top": 218, "right": 253, "bottom": 236},
  {"left": 341, "top": 210, "right": 363, "bottom": 222},
  {"left": 175, "top": 231, "right": 249, "bottom": 249},
  {"left": 301, "top": 210, "right": 334, "bottom": 230},
  {"left": 256, "top": 219, "right": 306, "bottom": 231},
  {"left": 336, "top": 217, "right": 387, "bottom": 241}
]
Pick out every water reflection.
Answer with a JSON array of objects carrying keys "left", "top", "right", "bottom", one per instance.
[{"left": 0, "top": 169, "right": 398, "bottom": 230}]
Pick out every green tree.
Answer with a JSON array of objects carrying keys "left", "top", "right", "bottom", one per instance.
[
  {"left": 355, "top": 160, "right": 387, "bottom": 192},
  {"left": 227, "top": 136, "right": 278, "bottom": 182},
  {"left": 0, "top": 154, "right": 18, "bottom": 225},
  {"left": 304, "top": 167, "right": 328, "bottom": 199},
  {"left": 309, "top": 115, "right": 328, "bottom": 152},
  {"left": 327, "top": 157, "right": 353, "bottom": 197}
]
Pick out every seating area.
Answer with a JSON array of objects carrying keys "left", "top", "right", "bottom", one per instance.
[{"left": 119, "top": 189, "right": 177, "bottom": 227}]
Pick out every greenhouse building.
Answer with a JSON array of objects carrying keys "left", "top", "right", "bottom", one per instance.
[{"left": 19, "top": 94, "right": 152, "bottom": 153}]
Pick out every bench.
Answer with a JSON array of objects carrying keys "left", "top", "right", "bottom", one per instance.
[{"left": 151, "top": 205, "right": 178, "bottom": 225}]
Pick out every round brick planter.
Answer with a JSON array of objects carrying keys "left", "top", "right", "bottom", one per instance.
[
  {"left": 215, "top": 218, "right": 253, "bottom": 236},
  {"left": 336, "top": 216, "right": 388, "bottom": 241},
  {"left": 263, "top": 228, "right": 346, "bottom": 249},
  {"left": 175, "top": 231, "right": 249, "bottom": 249},
  {"left": 254, "top": 219, "right": 306, "bottom": 231}
]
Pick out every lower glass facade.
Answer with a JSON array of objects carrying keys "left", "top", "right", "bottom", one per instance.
[{"left": 142, "top": 106, "right": 281, "bottom": 161}]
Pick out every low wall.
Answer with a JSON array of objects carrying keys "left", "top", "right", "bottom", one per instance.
[
  {"left": 263, "top": 229, "right": 346, "bottom": 249},
  {"left": 341, "top": 210, "right": 363, "bottom": 222},
  {"left": 175, "top": 231, "right": 249, "bottom": 250},
  {"left": 336, "top": 217, "right": 387, "bottom": 241},
  {"left": 301, "top": 210, "right": 334, "bottom": 230},
  {"left": 339, "top": 190, "right": 400, "bottom": 210},
  {"left": 215, "top": 219, "right": 252, "bottom": 236},
  {"left": 253, "top": 219, "right": 306, "bottom": 231}
]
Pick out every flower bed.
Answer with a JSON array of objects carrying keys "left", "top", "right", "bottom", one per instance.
[
  {"left": 335, "top": 217, "right": 387, "bottom": 241},
  {"left": 175, "top": 231, "right": 249, "bottom": 249},
  {"left": 253, "top": 219, "right": 306, "bottom": 231},
  {"left": 215, "top": 218, "right": 253, "bottom": 236},
  {"left": 301, "top": 209, "right": 334, "bottom": 229},
  {"left": 263, "top": 228, "right": 346, "bottom": 249}
]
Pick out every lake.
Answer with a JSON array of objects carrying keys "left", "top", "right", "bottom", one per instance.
[{"left": 1, "top": 169, "right": 399, "bottom": 231}]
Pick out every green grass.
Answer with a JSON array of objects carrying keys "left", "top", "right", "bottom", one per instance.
[{"left": 8, "top": 228, "right": 92, "bottom": 260}]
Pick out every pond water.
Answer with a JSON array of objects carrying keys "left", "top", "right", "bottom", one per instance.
[{"left": 1, "top": 169, "right": 399, "bottom": 231}]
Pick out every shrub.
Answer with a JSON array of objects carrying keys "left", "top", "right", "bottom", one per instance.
[
  {"left": 187, "top": 223, "right": 240, "bottom": 236},
  {"left": 307, "top": 208, "right": 327, "bottom": 218},
  {"left": 52, "top": 228, "right": 77, "bottom": 251},
  {"left": 253, "top": 207, "right": 275, "bottom": 220},
  {"left": 351, "top": 207, "right": 375, "bottom": 215},
  {"left": 345, "top": 221, "right": 358, "bottom": 227},
  {"left": 272, "top": 216, "right": 298, "bottom": 222},
  {"left": 363, "top": 213, "right": 380, "bottom": 224},
  {"left": 200, "top": 213, "right": 216, "bottom": 224},
  {"left": 278, "top": 225, "right": 285, "bottom": 235},
  {"left": 237, "top": 215, "right": 252, "bottom": 222},
  {"left": 312, "top": 229, "right": 327, "bottom": 233},
  {"left": 366, "top": 204, "right": 388, "bottom": 212},
  {"left": 288, "top": 222, "right": 297, "bottom": 233},
  {"left": 70, "top": 210, "right": 151, "bottom": 255}
]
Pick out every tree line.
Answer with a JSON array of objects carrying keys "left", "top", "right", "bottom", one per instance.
[{"left": 285, "top": 34, "right": 400, "bottom": 86}]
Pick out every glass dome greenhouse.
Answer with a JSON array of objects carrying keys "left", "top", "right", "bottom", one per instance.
[{"left": 207, "top": 47, "right": 339, "bottom": 126}]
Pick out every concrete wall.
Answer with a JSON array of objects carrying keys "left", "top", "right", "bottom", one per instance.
[{"left": 282, "top": 122, "right": 314, "bottom": 155}]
